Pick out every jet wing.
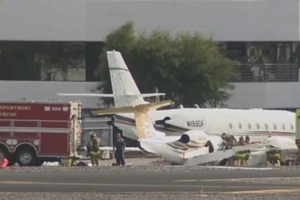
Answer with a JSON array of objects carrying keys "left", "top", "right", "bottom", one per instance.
[
  {"left": 183, "top": 139, "right": 295, "bottom": 167},
  {"left": 231, "top": 143, "right": 267, "bottom": 153},
  {"left": 99, "top": 146, "right": 141, "bottom": 152},
  {"left": 183, "top": 149, "right": 235, "bottom": 166},
  {"left": 264, "top": 136, "right": 298, "bottom": 151},
  {"left": 80, "top": 146, "right": 141, "bottom": 152},
  {"left": 231, "top": 136, "right": 298, "bottom": 154}
]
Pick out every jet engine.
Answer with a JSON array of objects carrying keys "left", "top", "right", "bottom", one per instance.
[{"left": 178, "top": 130, "right": 208, "bottom": 147}]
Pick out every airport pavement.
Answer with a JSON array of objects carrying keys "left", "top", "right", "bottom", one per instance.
[{"left": 1, "top": 165, "right": 300, "bottom": 194}]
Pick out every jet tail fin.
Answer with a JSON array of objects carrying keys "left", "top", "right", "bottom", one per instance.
[
  {"left": 107, "top": 50, "right": 165, "bottom": 107},
  {"left": 92, "top": 100, "right": 173, "bottom": 139}
]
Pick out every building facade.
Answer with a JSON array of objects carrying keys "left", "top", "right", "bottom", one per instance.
[{"left": 1, "top": 0, "right": 300, "bottom": 110}]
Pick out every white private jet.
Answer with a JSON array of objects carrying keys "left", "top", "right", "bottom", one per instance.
[
  {"left": 92, "top": 100, "right": 298, "bottom": 166},
  {"left": 58, "top": 51, "right": 295, "bottom": 145}
]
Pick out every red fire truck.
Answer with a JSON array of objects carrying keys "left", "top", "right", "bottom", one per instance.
[{"left": 0, "top": 101, "right": 82, "bottom": 166}]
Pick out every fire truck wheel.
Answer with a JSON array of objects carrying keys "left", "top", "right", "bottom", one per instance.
[{"left": 16, "top": 147, "right": 37, "bottom": 166}]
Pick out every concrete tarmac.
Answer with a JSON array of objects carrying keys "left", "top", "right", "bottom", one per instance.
[{"left": 1, "top": 167, "right": 300, "bottom": 194}]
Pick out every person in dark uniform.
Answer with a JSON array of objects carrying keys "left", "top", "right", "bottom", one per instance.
[{"left": 114, "top": 133, "right": 126, "bottom": 166}]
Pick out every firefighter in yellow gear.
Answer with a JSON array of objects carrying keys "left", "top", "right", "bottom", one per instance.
[
  {"left": 86, "top": 132, "right": 101, "bottom": 166},
  {"left": 235, "top": 150, "right": 250, "bottom": 166},
  {"left": 267, "top": 150, "right": 281, "bottom": 166},
  {"left": 221, "top": 133, "right": 237, "bottom": 166},
  {"left": 233, "top": 136, "right": 246, "bottom": 166}
]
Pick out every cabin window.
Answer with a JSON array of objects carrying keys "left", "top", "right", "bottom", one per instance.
[
  {"left": 229, "top": 123, "right": 233, "bottom": 129},
  {"left": 248, "top": 123, "right": 251, "bottom": 129},
  {"left": 265, "top": 123, "right": 268, "bottom": 130},
  {"left": 238, "top": 123, "right": 242, "bottom": 129},
  {"left": 256, "top": 123, "right": 260, "bottom": 130},
  {"left": 291, "top": 124, "right": 294, "bottom": 131},
  {"left": 282, "top": 124, "right": 285, "bottom": 130},
  {"left": 273, "top": 123, "right": 277, "bottom": 130}
]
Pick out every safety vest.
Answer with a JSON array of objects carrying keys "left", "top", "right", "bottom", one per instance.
[{"left": 88, "top": 138, "right": 101, "bottom": 152}]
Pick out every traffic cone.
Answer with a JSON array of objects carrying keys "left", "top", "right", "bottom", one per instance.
[{"left": 0, "top": 158, "right": 9, "bottom": 168}]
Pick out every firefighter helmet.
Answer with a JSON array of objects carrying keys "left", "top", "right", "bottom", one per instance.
[
  {"left": 89, "top": 132, "right": 96, "bottom": 137},
  {"left": 221, "top": 132, "right": 228, "bottom": 140}
]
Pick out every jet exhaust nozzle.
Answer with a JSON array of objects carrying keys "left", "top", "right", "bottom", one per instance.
[{"left": 178, "top": 134, "right": 190, "bottom": 144}]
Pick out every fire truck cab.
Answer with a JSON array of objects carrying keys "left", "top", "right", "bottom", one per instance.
[{"left": 0, "top": 101, "right": 82, "bottom": 166}]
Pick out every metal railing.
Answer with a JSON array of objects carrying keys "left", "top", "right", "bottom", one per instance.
[{"left": 231, "top": 64, "right": 299, "bottom": 82}]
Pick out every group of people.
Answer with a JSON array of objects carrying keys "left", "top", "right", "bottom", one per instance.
[
  {"left": 86, "top": 132, "right": 126, "bottom": 166},
  {"left": 221, "top": 133, "right": 283, "bottom": 166},
  {"left": 221, "top": 133, "right": 251, "bottom": 166},
  {"left": 221, "top": 133, "right": 250, "bottom": 149}
]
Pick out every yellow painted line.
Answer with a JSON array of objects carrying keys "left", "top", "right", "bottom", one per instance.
[{"left": 225, "top": 189, "right": 300, "bottom": 194}]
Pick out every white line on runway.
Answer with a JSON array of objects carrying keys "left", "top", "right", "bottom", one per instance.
[
  {"left": 174, "top": 176, "right": 300, "bottom": 182},
  {"left": 164, "top": 166, "right": 275, "bottom": 170},
  {"left": 0, "top": 180, "right": 208, "bottom": 189},
  {"left": 226, "top": 189, "right": 300, "bottom": 194}
]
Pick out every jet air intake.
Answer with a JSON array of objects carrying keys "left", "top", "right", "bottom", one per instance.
[{"left": 155, "top": 117, "right": 171, "bottom": 126}]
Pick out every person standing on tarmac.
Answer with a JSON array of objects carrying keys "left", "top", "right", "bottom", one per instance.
[
  {"left": 114, "top": 133, "right": 126, "bottom": 166},
  {"left": 86, "top": 132, "right": 101, "bottom": 166},
  {"left": 235, "top": 136, "right": 248, "bottom": 166},
  {"left": 221, "top": 133, "right": 237, "bottom": 166}
]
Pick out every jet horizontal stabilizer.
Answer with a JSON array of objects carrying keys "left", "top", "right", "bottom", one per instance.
[
  {"left": 56, "top": 93, "right": 165, "bottom": 98},
  {"left": 137, "top": 93, "right": 166, "bottom": 97},
  {"left": 57, "top": 93, "right": 115, "bottom": 97},
  {"left": 92, "top": 100, "right": 173, "bottom": 116}
]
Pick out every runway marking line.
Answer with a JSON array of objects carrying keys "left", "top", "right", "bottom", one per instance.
[
  {"left": 174, "top": 176, "right": 300, "bottom": 182},
  {"left": 164, "top": 166, "right": 275, "bottom": 170},
  {"left": 225, "top": 189, "right": 300, "bottom": 194},
  {"left": 0, "top": 180, "right": 205, "bottom": 189}
]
